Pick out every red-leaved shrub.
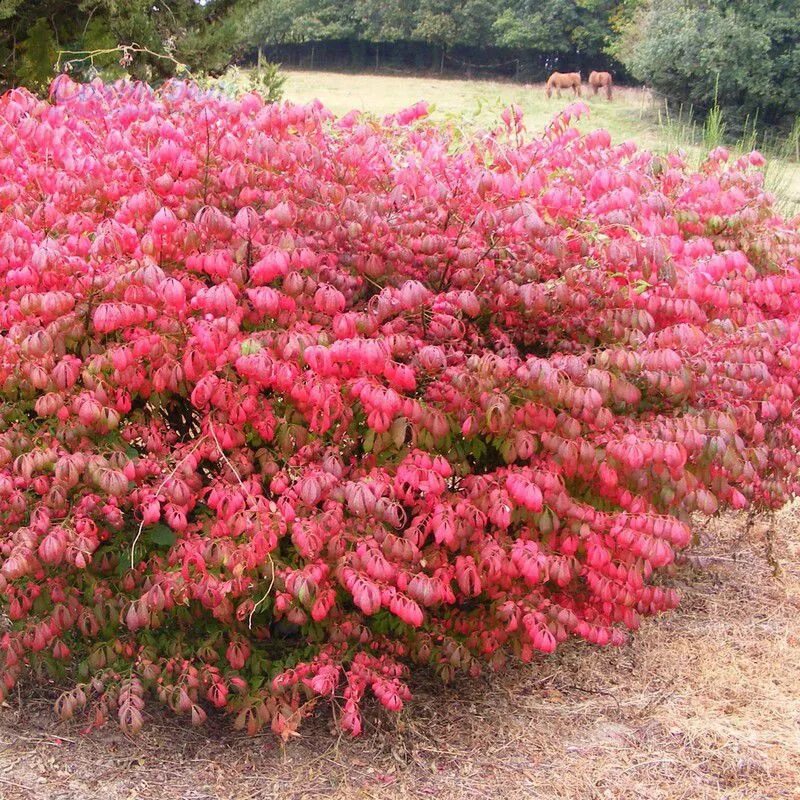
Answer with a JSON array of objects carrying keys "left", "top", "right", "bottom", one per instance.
[{"left": 1, "top": 77, "right": 799, "bottom": 739}]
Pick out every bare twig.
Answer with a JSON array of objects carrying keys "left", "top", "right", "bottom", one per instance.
[
  {"left": 129, "top": 436, "right": 207, "bottom": 568},
  {"left": 206, "top": 417, "right": 276, "bottom": 628}
]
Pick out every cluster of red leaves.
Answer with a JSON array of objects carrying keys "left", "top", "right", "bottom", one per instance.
[{"left": 1, "top": 76, "right": 799, "bottom": 739}]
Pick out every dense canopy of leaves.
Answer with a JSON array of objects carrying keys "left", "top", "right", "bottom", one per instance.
[
  {"left": 613, "top": 0, "right": 800, "bottom": 128},
  {"left": 1, "top": 0, "right": 624, "bottom": 90},
  {"left": 0, "top": 0, "right": 241, "bottom": 90},
  {"left": 1, "top": 78, "right": 799, "bottom": 737}
]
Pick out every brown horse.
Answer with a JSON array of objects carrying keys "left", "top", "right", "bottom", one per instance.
[
  {"left": 545, "top": 72, "right": 582, "bottom": 99},
  {"left": 588, "top": 71, "right": 613, "bottom": 101}
]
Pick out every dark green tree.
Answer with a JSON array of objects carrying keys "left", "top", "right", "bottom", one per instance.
[
  {"left": 492, "top": 0, "right": 617, "bottom": 59},
  {"left": 15, "top": 17, "right": 59, "bottom": 90},
  {"left": 412, "top": 0, "right": 458, "bottom": 71},
  {"left": 0, "top": 0, "right": 245, "bottom": 90},
  {"left": 614, "top": 0, "right": 800, "bottom": 127}
]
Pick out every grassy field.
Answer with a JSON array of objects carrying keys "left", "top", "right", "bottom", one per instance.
[
  {"left": 282, "top": 70, "right": 800, "bottom": 212},
  {"left": 284, "top": 69, "right": 659, "bottom": 142}
]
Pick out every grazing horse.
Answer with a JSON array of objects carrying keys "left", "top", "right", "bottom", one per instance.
[
  {"left": 589, "top": 72, "right": 614, "bottom": 100},
  {"left": 589, "top": 71, "right": 613, "bottom": 100},
  {"left": 545, "top": 72, "right": 582, "bottom": 99}
]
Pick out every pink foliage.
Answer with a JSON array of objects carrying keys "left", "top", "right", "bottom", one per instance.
[{"left": 1, "top": 76, "right": 799, "bottom": 738}]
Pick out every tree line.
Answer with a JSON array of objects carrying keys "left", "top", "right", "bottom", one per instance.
[
  {"left": 614, "top": 0, "right": 800, "bottom": 130},
  {"left": 1, "top": 0, "right": 798, "bottom": 128},
  {"left": 0, "top": 1, "right": 623, "bottom": 86}
]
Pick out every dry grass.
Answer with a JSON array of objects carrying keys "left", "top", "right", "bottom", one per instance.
[
  {"left": 1, "top": 509, "right": 799, "bottom": 799},
  {"left": 283, "top": 69, "right": 670, "bottom": 144}
]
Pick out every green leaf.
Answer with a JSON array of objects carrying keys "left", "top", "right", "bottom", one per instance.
[
  {"left": 146, "top": 524, "right": 177, "bottom": 547},
  {"left": 470, "top": 438, "right": 487, "bottom": 459}
]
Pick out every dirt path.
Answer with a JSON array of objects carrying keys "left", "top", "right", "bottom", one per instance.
[{"left": 1, "top": 510, "right": 799, "bottom": 800}]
